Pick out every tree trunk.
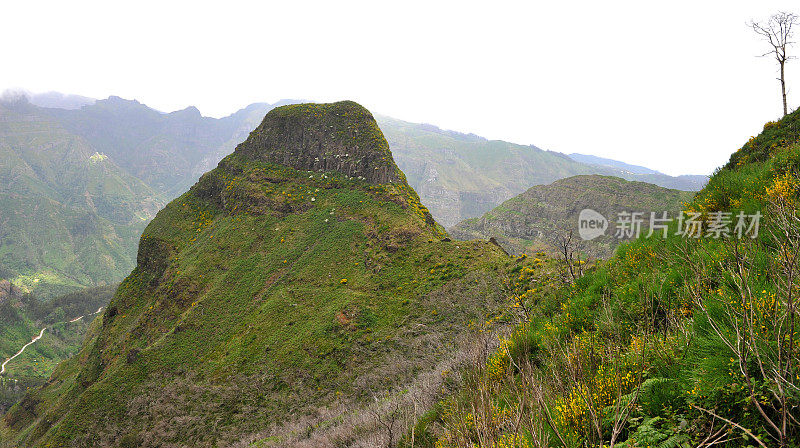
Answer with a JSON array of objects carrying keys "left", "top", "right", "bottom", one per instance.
[{"left": 781, "top": 60, "right": 788, "bottom": 116}]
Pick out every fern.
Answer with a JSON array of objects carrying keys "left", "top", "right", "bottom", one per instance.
[{"left": 616, "top": 416, "right": 691, "bottom": 448}]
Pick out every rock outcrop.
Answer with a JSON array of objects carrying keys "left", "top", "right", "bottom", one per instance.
[{"left": 236, "top": 101, "right": 401, "bottom": 184}]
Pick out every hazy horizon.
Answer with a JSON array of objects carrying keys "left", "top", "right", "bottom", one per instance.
[
  {"left": 4, "top": 89, "right": 718, "bottom": 177},
  {"left": 2, "top": 1, "right": 799, "bottom": 176}
]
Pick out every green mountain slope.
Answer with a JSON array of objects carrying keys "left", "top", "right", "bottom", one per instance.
[
  {"left": 405, "top": 112, "right": 800, "bottom": 447},
  {"left": 0, "top": 284, "right": 113, "bottom": 415},
  {"left": 0, "top": 100, "right": 164, "bottom": 297},
  {"left": 48, "top": 97, "right": 294, "bottom": 197},
  {"left": 451, "top": 175, "right": 693, "bottom": 258},
  {"left": 0, "top": 102, "right": 513, "bottom": 447},
  {"left": 377, "top": 116, "right": 707, "bottom": 227},
  {"left": 0, "top": 97, "right": 299, "bottom": 297}
]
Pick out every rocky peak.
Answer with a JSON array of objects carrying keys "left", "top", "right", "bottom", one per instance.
[{"left": 235, "top": 101, "right": 400, "bottom": 184}]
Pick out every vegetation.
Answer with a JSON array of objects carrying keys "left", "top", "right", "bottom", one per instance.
[
  {"left": 402, "top": 108, "right": 800, "bottom": 447},
  {"left": 0, "top": 96, "right": 295, "bottom": 299},
  {"left": 0, "top": 287, "right": 113, "bottom": 415},
  {"left": 0, "top": 102, "right": 515, "bottom": 447},
  {"left": 377, "top": 116, "right": 706, "bottom": 228},
  {"left": 451, "top": 175, "right": 693, "bottom": 258},
  {"left": 0, "top": 97, "right": 756, "bottom": 448}
]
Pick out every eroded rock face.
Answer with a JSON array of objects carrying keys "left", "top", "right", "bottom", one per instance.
[{"left": 236, "top": 101, "right": 401, "bottom": 184}]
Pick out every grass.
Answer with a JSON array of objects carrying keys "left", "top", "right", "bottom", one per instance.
[{"left": 404, "top": 109, "right": 800, "bottom": 448}]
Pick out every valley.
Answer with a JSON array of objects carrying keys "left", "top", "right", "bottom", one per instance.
[{"left": 0, "top": 96, "right": 795, "bottom": 447}]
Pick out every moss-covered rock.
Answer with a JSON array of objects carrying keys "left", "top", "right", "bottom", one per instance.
[{"left": 238, "top": 101, "right": 402, "bottom": 184}]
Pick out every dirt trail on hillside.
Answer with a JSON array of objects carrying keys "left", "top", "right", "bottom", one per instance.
[{"left": 0, "top": 307, "right": 104, "bottom": 375}]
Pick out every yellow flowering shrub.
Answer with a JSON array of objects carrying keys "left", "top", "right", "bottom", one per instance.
[
  {"left": 765, "top": 171, "right": 799, "bottom": 203},
  {"left": 487, "top": 337, "right": 512, "bottom": 381}
]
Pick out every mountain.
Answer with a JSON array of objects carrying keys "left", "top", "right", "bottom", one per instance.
[
  {"left": 25, "top": 92, "right": 96, "bottom": 111},
  {"left": 377, "top": 116, "right": 707, "bottom": 227},
  {"left": 0, "top": 101, "right": 512, "bottom": 447},
  {"left": 568, "top": 153, "right": 661, "bottom": 175},
  {"left": 450, "top": 175, "right": 694, "bottom": 258},
  {"left": 0, "top": 94, "right": 711, "bottom": 419},
  {"left": 0, "top": 96, "right": 301, "bottom": 298},
  {"left": 0, "top": 99, "right": 164, "bottom": 298},
  {"left": 48, "top": 96, "right": 284, "bottom": 197},
  {"left": 406, "top": 112, "right": 800, "bottom": 446},
  {"left": 569, "top": 153, "right": 709, "bottom": 190}
]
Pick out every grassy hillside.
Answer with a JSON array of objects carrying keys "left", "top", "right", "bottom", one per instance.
[
  {"left": 404, "top": 112, "right": 800, "bottom": 447},
  {"left": 378, "top": 116, "right": 707, "bottom": 227},
  {"left": 0, "top": 102, "right": 515, "bottom": 447},
  {"left": 451, "top": 175, "right": 693, "bottom": 258}
]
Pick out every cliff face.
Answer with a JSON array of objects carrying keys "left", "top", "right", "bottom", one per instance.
[{"left": 237, "top": 101, "right": 401, "bottom": 184}]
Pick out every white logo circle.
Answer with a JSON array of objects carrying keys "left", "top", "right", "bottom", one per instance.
[{"left": 578, "top": 209, "right": 608, "bottom": 240}]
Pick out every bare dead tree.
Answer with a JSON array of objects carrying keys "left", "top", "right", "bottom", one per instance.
[
  {"left": 556, "top": 231, "right": 585, "bottom": 284},
  {"left": 751, "top": 12, "right": 799, "bottom": 116},
  {"left": 367, "top": 390, "right": 404, "bottom": 448}
]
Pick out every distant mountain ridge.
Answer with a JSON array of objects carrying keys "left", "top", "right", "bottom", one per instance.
[
  {"left": 450, "top": 175, "right": 694, "bottom": 258},
  {"left": 0, "top": 92, "right": 709, "bottom": 295},
  {"left": 569, "top": 153, "right": 660, "bottom": 175},
  {"left": 569, "top": 152, "right": 709, "bottom": 190},
  {"left": 377, "top": 116, "right": 707, "bottom": 226},
  {"left": 19, "top": 91, "right": 708, "bottom": 227},
  {"left": 23, "top": 91, "right": 96, "bottom": 110}
]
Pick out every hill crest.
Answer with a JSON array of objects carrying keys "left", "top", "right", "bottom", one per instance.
[{"left": 237, "top": 101, "right": 401, "bottom": 184}]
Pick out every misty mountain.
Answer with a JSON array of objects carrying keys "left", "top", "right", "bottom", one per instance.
[
  {"left": 0, "top": 93, "right": 707, "bottom": 296},
  {"left": 0, "top": 96, "right": 290, "bottom": 296},
  {"left": 569, "top": 152, "right": 709, "bottom": 190},
  {"left": 25, "top": 91, "right": 96, "bottom": 110},
  {"left": 378, "top": 116, "right": 706, "bottom": 226}
]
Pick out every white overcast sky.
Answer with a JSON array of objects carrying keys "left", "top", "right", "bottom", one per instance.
[{"left": 2, "top": 0, "right": 799, "bottom": 176}]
